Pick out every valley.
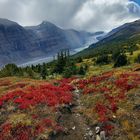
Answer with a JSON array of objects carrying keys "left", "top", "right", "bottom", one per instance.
[
  {"left": 0, "top": 18, "right": 104, "bottom": 67},
  {"left": 19, "top": 33, "right": 106, "bottom": 67}
]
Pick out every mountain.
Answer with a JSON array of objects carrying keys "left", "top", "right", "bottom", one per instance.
[
  {"left": 98, "top": 19, "right": 140, "bottom": 43},
  {"left": 75, "top": 19, "right": 140, "bottom": 58},
  {"left": 0, "top": 19, "right": 104, "bottom": 67},
  {"left": 0, "top": 19, "right": 34, "bottom": 66}
]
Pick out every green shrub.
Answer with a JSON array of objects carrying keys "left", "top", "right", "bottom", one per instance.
[
  {"left": 96, "top": 55, "right": 110, "bottom": 65},
  {"left": 114, "top": 54, "right": 128, "bottom": 67},
  {"left": 135, "top": 54, "right": 140, "bottom": 63}
]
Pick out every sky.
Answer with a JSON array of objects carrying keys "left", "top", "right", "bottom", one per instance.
[
  {"left": 132, "top": 0, "right": 140, "bottom": 5},
  {"left": 0, "top": 0, "right": 140, "bottom": 32}
]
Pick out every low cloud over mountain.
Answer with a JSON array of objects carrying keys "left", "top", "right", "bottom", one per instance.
[{"left": 0, "top": 0, "right": 140, "bottom": 32}]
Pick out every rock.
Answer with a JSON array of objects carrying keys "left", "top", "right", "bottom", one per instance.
[
  {"left": 113, "top": 115, "right": 117, "bottom": 119},
  {"left": 88, "top": 130, "right": 93, "bottom": 136},
  {"left": 64, "top": 128, "right": 70, "bottom": 135},
  {"left": 75, "top": 113, "right": 81, "bottom": 117},
  {"left": 133, "top": 105, "right": 140, "bottom": 110},
  {"left": 72, "top": 126, "right": 76, "bottom": 130},
  {"left": 86, "top": 127, "right": 90, "bottom": 131}
]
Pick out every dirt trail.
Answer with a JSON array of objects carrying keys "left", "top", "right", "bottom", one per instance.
[{"left": 49, "top": 89, "right": 95, "bottom": 140}]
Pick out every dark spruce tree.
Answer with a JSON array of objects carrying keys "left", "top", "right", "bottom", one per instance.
[
  {"left": 112, "top": 50, "right": 121, "bottom": 62},
  {"left": 78, "top": 66, "right": 86, "bottom": 75},
  {"left": 114, "top": 54, "right": 128, "bottom": 67},
  {"left": 40, "top": 63, "right": 47, "bottom": 79},
  {"left": 52, "top": 50, "right": 69, "bottom": 74},
  {"left": 76, "top": 57, "right": 83, "bottom": 63}
]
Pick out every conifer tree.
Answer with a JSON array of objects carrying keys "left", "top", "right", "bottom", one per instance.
[{"left": 41, "top": 63, "right": 47, "bottom": 79}]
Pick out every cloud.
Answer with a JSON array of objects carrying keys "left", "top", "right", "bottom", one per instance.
[
  {"left": 0, "top": 0, "right": 140, "bottom": 32},
  {"left": 72, "top": 0, "right": 140, "bottom": 31}
]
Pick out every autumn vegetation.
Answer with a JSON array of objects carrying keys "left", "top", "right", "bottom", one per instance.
[{"left": 0, "top": 46, "right": 140, "bottom": 139}]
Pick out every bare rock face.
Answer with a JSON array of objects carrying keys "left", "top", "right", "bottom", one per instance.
[{"left": 0, "top": 18, "right": 103, "bottom": 67}]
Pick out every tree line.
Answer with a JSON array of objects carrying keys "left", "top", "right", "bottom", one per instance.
[{"left": 0, "top": 49, "right": 87, "bottom": 79}]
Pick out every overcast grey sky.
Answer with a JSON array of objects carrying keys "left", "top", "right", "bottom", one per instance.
[{"left": 0, "top": 0, "right": 140, "bottom": 32}]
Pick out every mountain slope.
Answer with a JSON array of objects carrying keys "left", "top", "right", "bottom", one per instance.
[
  {"left": 0, "top": 19, "right": 104, "bottom": 67},
  {"left": 0, "top": 19, "right": 35, "bottom": 66},
  {"left": 75, "top": 19, "right": 140, "bottom": 58}
]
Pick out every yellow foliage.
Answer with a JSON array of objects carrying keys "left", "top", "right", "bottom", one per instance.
[
  {"left": 8, "top": 113, "right": 32, "bottom": 126},
  {"left": 121, "top": 120, "right": 134, "bottom": 132},
  {"left": 128, "top": 133, "right": 140, "bottom": 140}
]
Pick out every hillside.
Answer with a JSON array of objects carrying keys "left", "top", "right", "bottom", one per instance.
[
  {"left": 1, "top": 0, "right": 140, "bottom": 140},
  {"left": 75, "top": 19, "right": 140, "bottom": 58},
  {"left": 0, "top": 62, "right": 139, "bottom": 140},
  {"left": 0, "top": 36, "right": 140, "bottom": 139}
]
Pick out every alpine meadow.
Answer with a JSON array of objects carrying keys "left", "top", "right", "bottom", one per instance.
[{"left": 0, "top": 0, "right": 140, "bottom": 140}]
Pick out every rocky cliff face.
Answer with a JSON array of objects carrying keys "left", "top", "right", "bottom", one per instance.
[{"left": 0, "top": 19, "right": 103, "bottom": 67}]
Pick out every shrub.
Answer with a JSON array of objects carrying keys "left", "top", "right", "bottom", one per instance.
[
  {"left": 76, "top": 57, "right": 83, "bottom": 63},
  {"left": 40, "top": 63, "right": 48, "bottom": 79},
  {"left": 63, "top": 63, "right": 77, "bottom": 78},
  {"left": 96, "top": 55, "right": 110, "bottom": 65},
  {"left": 0, "top": 64, "right": 21, "bottom": 77},
  {"left": 135, "top": 54, "right": 140, "bottom": 63},
  {"left": 78, "top": 66, "right": 87, "bottom": 75},
  {"left": 112, "top": 51, "right": 121, "bottom": 61},
  {"left": 114, "top": 54, "right": 128, "bottom": 67}
]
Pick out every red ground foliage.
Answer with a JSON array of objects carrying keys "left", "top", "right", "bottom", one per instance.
[
  {"left": 0, "top": 78, "right": 74, "bottom": 139},
  {"left": 0, "top": 82, "right": 74, "bottom": 109},
  {"left": 75, "top": 71, "right": 140, "bottom": 132}
]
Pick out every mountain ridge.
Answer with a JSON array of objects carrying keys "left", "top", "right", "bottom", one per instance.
[
  {"left": 0, "top": 18, "right": 104, "bottom": 67},
  {"left": 75, "top": 19, "right": 140, "bottom": 58}
]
